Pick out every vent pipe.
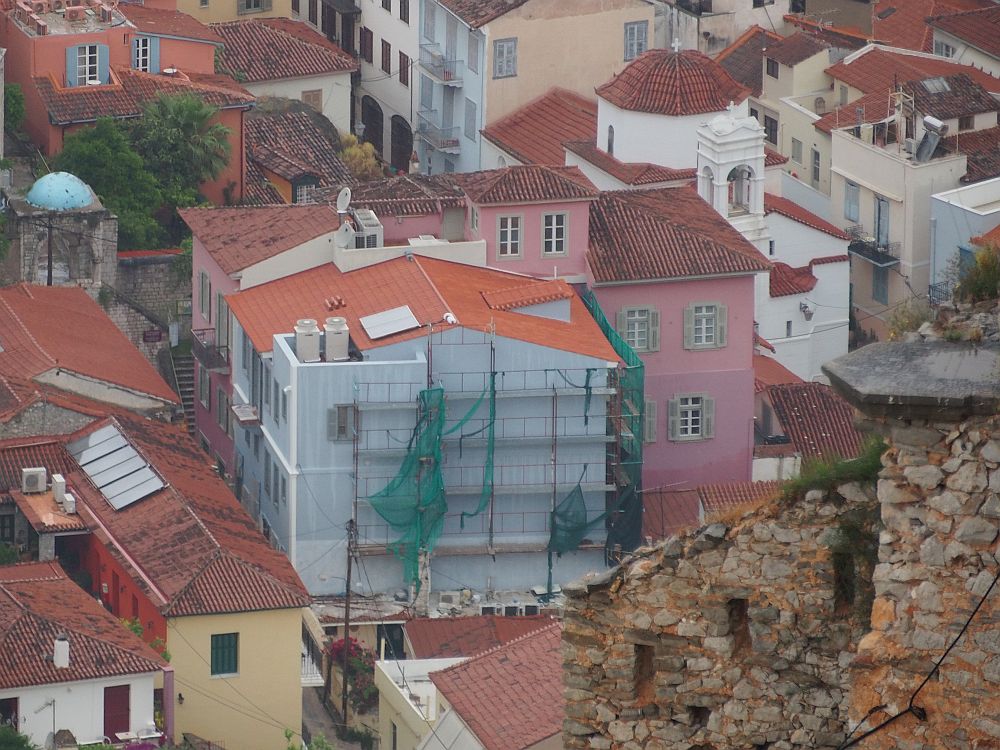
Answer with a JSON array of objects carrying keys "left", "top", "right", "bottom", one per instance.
[
  {"left": 324, "top": 317, "right": 350, "bottom": 362},
  {"left": 294, "top": 319, "right": 321, "bottom": 363},
  {"left": 53, "top": 635, "right": 69, "bottom": 668}
]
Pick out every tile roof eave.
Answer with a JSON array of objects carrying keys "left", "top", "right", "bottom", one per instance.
[{"left": 588, "top": 267, "right": 769, "bottom": 286}]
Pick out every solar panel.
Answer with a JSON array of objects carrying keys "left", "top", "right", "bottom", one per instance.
[
  {"left": 67, "top": 423, "right": 164, "bottom": 510},
  {"left": 359, "top": 305, "right": 421, "bottom": 340}
]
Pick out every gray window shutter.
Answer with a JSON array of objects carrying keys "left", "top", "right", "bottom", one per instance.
[
  {"left": 703, "top": 397, "right": 715, "bottom": 438},
  {"left": 644, "top": 399, "right": 657, "bottom": 443},
  {"left": 616, "top": 309, "right": 626, "bottom": 338},
  {"left": 716, "top": 304, "right": 728, "bottom": 347},
  {"left": 326, "top": 408, "right": 337, "bottom": 441},
  {"left": 237, "top": 0, "right": 247, "bottom": 13},
  {"left": 683, "top": 305, "right": 694, "bottom": 349},
  {"left": 668, "top": 398, "right": 680, "bottom": 440},
  {"left": 263, "top": 0, "right": 272, "bottom": 9},
  {"left": 648, "top": 309, "right": 660, "bottom": 352}
]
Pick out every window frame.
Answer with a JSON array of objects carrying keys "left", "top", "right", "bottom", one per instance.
[
  {"left": 683, "top": 302, "right": 727, "bottom": 350},
  {"left": 959, "top": 114, "right": 974, "bottom": 131},
  {"left": 791, "top": 138, "right": 803, "bottom": 164},
  {"left": 133, "top": 36, "right": 151, "bottom": 72},
  {"left": 382, "top": 0, "right": 390, "bottom": 10},
  {"left": 541, "top": 212, "right": 568, "bottom": 256},
  {"left": 301, "top": 88, "right": 322, "bottom": 111},
  {"left": 464, "top": 97, "right": 477, "bottom": 141},
  {"left": 423, "top": 1, "right": 435, "bottom": 42},
  {"left": 198, "top": 365, "right": 210, "bottom": 409},
  {"left": 496, "top": 215, "right": 522, "bottom": 258},
  {"left": 933, "top": 39, "right": 955, "bottom": 58},
  {"left": 643, "top": 399, "right": 657, "bottom": 443},
  {"left": 399, "top": 0, "right": 408, "bottom": 23},
  {"left": 763, "top": 114, "right": 778, "bottom": 145},
  {"left": 493, "top": 37, "right": 517, "bottom": 79},
  {"left": 78, "top": 44, "right": 99, "bottom": 85},
  {"left": 327, "top": 404, "right": 356, "bottom": 441},
  {"left": 765, "top": 57, "right": 778, "bottom": 79},
  {"left": 669, "top": 393, "right": 715, "bottom": 441},
  {"left": 467, "top": 33, "right": 479, "bottom": 74},
  {"left": 198, "top": 271, "right": 211, "bottom": 321},
  {"left": 844, "top": 180, "right": 860, "bottom": 222},
  {"left": 811, "top": 148, "right": 821, "bottom": 184},
  {"left": 381, "top": 38, "right": 392, "bottom": 74},
  {"left": 399, "top": 52, "right": 410, "bottom": 86},
  {"left": 210, "top": 633, "right": 239, "bottom": 676},
  {"left": 619, "top": 306, "right": 660, "bottom": 353},
  {"left": 872, "top": 264, "right": 889, "bottom": 305},
  {"left": 623, "top": 20, "right": 648, "bottom": 61}
]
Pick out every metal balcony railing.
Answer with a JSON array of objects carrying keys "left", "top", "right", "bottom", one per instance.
[
  {"left": 191, "top": 328, "right": 230, "bottom": 373},
  {"left": 416, "top": 110, "right": 461, "bottom": 153},
  {"left": 928, "top": 281, "right": 954, "bottom": 306},
  {"left": 419, "top": 43, "right": 464, "bottom": 84},
  {"left": 846, "top": 225, "right": 901, "bottom": 267}
]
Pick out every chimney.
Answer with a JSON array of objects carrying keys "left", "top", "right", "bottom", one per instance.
[
  {"left": 53, "top": 635, "right": 69, "bottom": 668},
  {"left": 51, "top": 473, "right": 66, "bottom": 503},
  {"left": 294, "top": 319, "right": 321, "bottom": 363},
  {"left": 324, "top": 317, "right": 350, "bottom": 362}
]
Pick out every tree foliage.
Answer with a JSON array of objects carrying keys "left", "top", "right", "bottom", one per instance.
[
  {"left": 956, "top": 243, "right": 1000, "bottom": 303},
  {"left": 0, "top": 543, "right": 17, "bottom": 565},
  {"left": 0, "top": 726, "right": 38, "bottom": 750},
  {"left": 326, "top": 637, "right": 378, "bottom": 714},
  {"left": 53, "top": 118, "right": 164, "bottom": 249},
  {"left": 339, "top": 134, "right": 382, "bottom": 182},
  {"left": 4, "top": 84, "right": 25, "bottom": 134}
]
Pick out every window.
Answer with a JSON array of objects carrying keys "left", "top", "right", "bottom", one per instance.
[
  {"left": 619, "top": 307, "right": 659, "bottom": 352},
  {"left": 668, "top": 394, "right": 714, "bottom": 440},
  {"left": 198, "top": 271, "right": 211, "bottom": 320},
  {"left": 327, "top": 405, "right": 356, "bottom": 441},
  {"left": 273, "top": 380, "right": 280, "bottom": 422},
  {"left": 464, "top": 97, "right": 477, "bottom": 140},
  {"left": 423, "top": 1, "right": 435, "bottom": 41},
  {"left": 959, "top": 115, "right": 974, "bottom": 131},
  {"left": 381, "top": 39, "right": 392, "bottom": 73},
  {"left": 811, "top": 148, "right": 820, "bottom": 184},
  {"left": 643, "top": 399, "right": 657, "bottom": 443},
  {"left": 763, "top": 114, "right": 778, "bottom": 145},
  {"left": 382, "top": 0, "right": 390, "bottom": 9},
  {"left": 683, "top": 303, "right": 727, "bottom": 349},
  {"left": 399, "top": 0, "right": 408, "bottom": 23},
  {"left": 391, "top": 722, "right": 398, "bottom": 750},
  {"left": 301, "top": 89, "right": 322, "bottom": 111},
  {"left": 245, "top": 0, "right": 262, "bottom": 10},
  {"left": 0, "top": 514, "right": 13, "bottom": 543},
  {"left": 264, "top": 454, "right": 271, "bottom": 496},
  {"left": 78, "top": 44, "right": 99, "bottom": 84},
  {"left": 844, "top": 181, "right": 860, "bottom": 222},
  {"left": 768, "top": 240, "right": 775, "bottom": 256},
  {"left": 295, "top": 183, "right": 318, "bottom": 204},
  {"left": 750, "top": 107, "right": 759, "bottom": 121},
  {"left": 791, "top": 138, "right": 802, "bottom": 163},
  {"left": 360, "top": 28, "right": 374, "bottom": 64},
  {"left": 198, "top": 366, "right": 210, "bottom": 409},
  {"left": 420, "top": 74, "right": 433, "bottom": 110},
  {"left": 399, "top": 52, "right": 410, "bottom": 86},
  {"left": 471, "top": 206, "right": 479, "bottom": 231},
  {"left": 210, "top": 633, "right": 239, "bottom": 675},
  {"left": 933, "top": 39, "right": 955, "bottom": 58},
  {"left": 874, "top": 194, "right": 890, "bottom": 247},
  {"left": 216, "top": 387, "right": 229, "bottom": 431},
  {"left": 242, "top": 330, "right": 251, "bottom": 373},
  {"left": 497, "top": 215, "right": 521, "bottom": 257},
  {"left": 280, "top": 475, "right": 287, "bottom": 505},
  {"left": 133, "top": 37, "right": 151, "bottom": 72},
  {"left": 839, "top": 84, "right": 848, "bottom": 106},
  {"left": 872, "top": 265, "right": 889, "bottom": 304},
  {"left": 281, "top": 390, "right": 288, "bottom": 421},
  {"left": 468, "top": 34, "right": 479, "bottom": 74},
  {"left": 607, "top": 125, "right": 614, "bottom": 156},
  {"left": 201, "top": 0, "right": 209, "bottom": 7},
  {"left": 493, "top": 38, "right": 517, "bottom": 78},
  {"left": 624, "top": 21, "right": 648, "bottom": 61},
  {"left": 542, "top": 213, "right": 567, "bottom": 255},
  {"left": 785, "top": 320, "right": 793, "bottom": 337},
  {"left": 753, "top": 0, "right": 774, "bottom": 6},
  {"left": 766, "top": 57, "right": 778, "bottom": 79}
]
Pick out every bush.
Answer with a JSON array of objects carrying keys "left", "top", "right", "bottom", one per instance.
[
  {"left": 780, "top": 436, "right": 885, "bottom": 503},
  {"left": 0, "top": 726, "right": 38, "bottom": 750},
  {"left": 0, "top": 543, "right": 18, "bottom": 565},
  {"left": 4, "top": 84, "right": 25, "bottom": 134},
  {"left": 956, "top": 243, "right": 1000, "bottom": 302},
  {"left": 887, "top": 298, "right": 932, "bottom": 339},
  {"left": 326, "top": 638, "right": 378, "bottom": 714}
]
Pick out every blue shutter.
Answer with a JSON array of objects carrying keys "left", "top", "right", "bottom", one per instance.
[
  {"left": 97, "top": 44, "right": 110, "bottom": 83},
  {"left": 130, "top": 38, "right": 138, "bottom": 69},
  {"left": 149, "top": 37, "right": 161, "bottom": 74},
  {"left": 66, "top": 46, "right": 78, "bottom": 87}
]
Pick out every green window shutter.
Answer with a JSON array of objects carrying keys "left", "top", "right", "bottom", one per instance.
[
  {"left": 648, "top": 309, "right": 660, "bottom": 352},
  {"left": 703, "top": 397, "right": 715, "bottom": 438},
  {"left": 668, "top": 398, "right": 680, "bottom": 440},
  {"left": 716, "top": 304, "right": 728, "bottom": 347},
  {"left": 683, "top": 305, "right": 694, "bottom": 349},
  {"left": 211, "top": 633, "right": 238, "bottom": 675},
  {"left": 644, "top": 399, "right": 657, "bottom": 443},
  {"left": 616, "top": 309, "right": 626, "bottom": 338}
]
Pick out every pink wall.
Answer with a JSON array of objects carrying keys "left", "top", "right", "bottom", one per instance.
[
  {"left": 380, "top": 213, "right": 447, "bottom": 244},
  {"left": 593, "top": 274, "right": 757, "bottom": 489},
  {"left": 159, "top": 37, "right": 216, "bottom": 74},
  {"left": 467, "top": 199, "right": 592, "bottom": 278}
]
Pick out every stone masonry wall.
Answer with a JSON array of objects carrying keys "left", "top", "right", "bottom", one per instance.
[
  {"left": 563, "top": 485, "right": 875, "bottom": 750},
  {"left": 116, "top": 255, "right": 192, "bottom": 336}
]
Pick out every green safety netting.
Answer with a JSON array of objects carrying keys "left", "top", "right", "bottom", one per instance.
[{"left": 457, "top": 370, "right": 496, "bottom": 530}]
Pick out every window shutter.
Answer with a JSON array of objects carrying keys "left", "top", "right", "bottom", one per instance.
[
  {"left": 326, "top": 408, "right": 338, "bottom": 441},
  {"left": 263, "top": 0, "right": 272, "bottom": 10},
  {"left": 616, "top": 309, "right": 626, "bottom": 338},
  {"left": 716, "top": 304, "right": 728, "bottom": 347},
  {"left": 644, "top": 399, "right": 657, "bottom": 443},
  {"left": 703, "top": 397, "right": 715, "bottom": 438},
  {"left": 648, "top": 309, "right": 660, "bottom": 352},
  {"left": 683, "top": 305, "right": 694, "bottom": 349},
  {"left": 668, "top": 398, "right": 680, "bottom": 440},
  {"left": 150, "top": 37, "right": 161, "bottom": 74},
  {"left": 237, "top": 0, "right": 247, "bottom": 14},
  {"left": 97, "top": 44, "right": 110, "bottom": 83},
  {"left": 66, "top": 46, "right": 79, "bottom": 87}
]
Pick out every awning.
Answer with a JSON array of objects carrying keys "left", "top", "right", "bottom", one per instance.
[{"left": 320, "top": 0, "right": 361, "bottom": 14}]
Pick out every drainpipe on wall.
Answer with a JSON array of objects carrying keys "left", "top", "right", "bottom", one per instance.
[{"left": 162, "top": 665, "right": 176, "bottom": 744}]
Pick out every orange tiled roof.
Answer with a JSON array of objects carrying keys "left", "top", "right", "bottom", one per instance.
[
  {"left": 179, "top": 204, "right": 341, "bottom": 274},
  {"left": 596, "top": 49, "right": 749, "bottom": 116},
  {"left": 587, "top": 188, "right": 771, "bottom": 284},
  {"left": 405, "top": 615, "right": 556, "bottom": 658},
  {"left": 941, "top": 125, "right": 1000, "bottom": 183},
  {"left": 436, "top": 0, "right": 530, "bottom": 28},
  {"left": 814, "top": 90, "right": 894, "bottom": 134},
  {"left": 770, "top": 262, "right": 818, "bottom": 297},
  {"left": 766, "top": 32, "right": 832, "bottom": 67},
  {"left": 715, "top": 25, "right": 783, "bottom": 97},
  {"left": 328, "top": 174, "right": 467, "bottom": 216},
  {"left": 767, "top": 382, "right": 864, "bottom": 459},
  {"left": 700, "top": 480, "right": 782, "bottom": 514},
  {"left": 430, "top": 622, "right": 563, "bottom": 750},
  {"left": 825, "top": 46, "right": 1000, "bottom": 95},
  {"left": 901, "top": 73, "right": 1000, "bottom": 120},
  {"left": 972, "top": 223, "right": 1000, "bottom": 246},
  {"left": 0, "top": 284, "right": 178, "bottom": 403},
  {"left": 480, "top": 88, "right": 598, "bottom": 166},
  {"left": 872, "top": 0, "right": 995, "bottom": 52},
  {"left": 481, "top": 280, "right": 573, "bottom": 311},
  {"left": 119, "top": 4, "right": 223, "bottom": 44},
  {"left": 0, "top": 561, "right": 166, "bottom": 689},
  {"left": 642, "top": 488, "right": 700, "bottom": 540},
  {"left": 447, "top": 165, "right": 598, "bottom": 204},
  {"left": 564, "top": 140, "right": 696, "bottom": 186},
  {"left": 765, "top": 194, "right": 849, "bottom": 238},
  {"left": 754, "top": 354, "right": 803, "bottom": 393},
  {"left": 212, "top": 19, "right": 356, "bottom": 83},
  {"left": 11, "top": 488, "right": 89, "bottom": 534},
  {"left": 928, "top": 5, "right": 1000, "bottom": 58},
  {"left": 783, "top": 14, "right": 873, "bottom": 49}
]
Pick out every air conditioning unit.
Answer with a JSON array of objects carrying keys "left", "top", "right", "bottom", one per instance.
[
  {"left": 98, "top": 3, "right": 111, "bottom": 21},
  {"left": 479, "top": 604, "right": 498, "bottom": 615},
  {"left": 904, "top": 138, "right": 915, "bottom": 154},
  {"left": 352, "top": 209, "right": 384, "bottom": 249},
  {"left": 502, "top": 604, "right": 521, "bottom": 617},
  {"left": 51, "top": 0, "right": 65, "bottom": 10},
  {"left": 35, "top": 17, "right": 48, "bottom": 34},
  {"left": 522, "top": 604, "right": 541, "bottom": 616},
  {"left": 22, "top": 467, "right": 47, "bottom": 494},
  {"left": 51, "top": 473, "right": 66, "bottom": 503},
  {"left": 63, "top": 493, "right": 77, "bottom": 515},
  {"left": 437, "top": 590, "right": 462, "bottom": 606},
  {"left": 31, "top": 0, "right": 49, "bottom": 13},
  {"left": 64, "top": 6, "right": 84, "bottom": 20}
]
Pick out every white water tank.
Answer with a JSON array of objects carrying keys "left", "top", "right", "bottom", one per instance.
[
  {"left": 294, "top": 319, "right": 321, "bottom": 363},
  {"left": 53, "top": 635, "right": 69, "bottom": 668},
  {"left": 324, "top": 317, "right": 350, "bottom": 362}
]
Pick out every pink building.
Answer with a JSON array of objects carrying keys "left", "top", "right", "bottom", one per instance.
[{"left": 587, "top": 187, "right": 770, "bottom": 489}]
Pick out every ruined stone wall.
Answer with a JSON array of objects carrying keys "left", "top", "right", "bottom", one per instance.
[
  {"left": 15, "top": 207, "right": 117, "bottom": 290},
  {"left": 563, "top": 486, "right": 875, "bottom": 750},
  {"left": 116, "top": 255, "right": 192, "bottom": 335}
]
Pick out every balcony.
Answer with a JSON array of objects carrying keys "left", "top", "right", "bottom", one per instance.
[
  {"left": 191, "top": 328, "right": 230, "bottom": 373},
  {"left": 419, "top": 43, "right": 464, "bottom": 85},
  {"left": 845, "top": 225, "right": 901, "bottom": 267},
  {"left": 416, "top": 110, "right": 461, "bottom": 154}
]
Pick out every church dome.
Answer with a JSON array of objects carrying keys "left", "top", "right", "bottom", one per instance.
[
  {"left": 25, "top": 171, "right": 97, "bottom": 211},
  {"left": 596, "top": 49, "right": 749, "bottom": 117}
]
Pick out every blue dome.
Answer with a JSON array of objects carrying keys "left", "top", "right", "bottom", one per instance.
[{"left": 26, "top": 172, "right": 96, "bottom": 211}]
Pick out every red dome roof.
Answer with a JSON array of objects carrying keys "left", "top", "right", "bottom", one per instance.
[{"left": 596, "top": 49, "right": 750, "bottom": 116}]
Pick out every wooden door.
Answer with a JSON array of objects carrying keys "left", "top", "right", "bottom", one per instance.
[{"left": 104, "top": 684, "right": 130, "bottom": 739}]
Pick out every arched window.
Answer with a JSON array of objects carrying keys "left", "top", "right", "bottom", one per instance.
[
  {"left": 814, "top": 97, "right": 826, "bottom": 114},
  {"left": 726, "top": 165, "right": 753, "bottom": 215},
  {"left": 701, "top": 165, "right": 715, "bottom": 207},
  {"left": 608, "top": 125, "right": 615, "bottom": 156},
  {"left": 498, "top": 155, "right": 507, "bottom": 167}
]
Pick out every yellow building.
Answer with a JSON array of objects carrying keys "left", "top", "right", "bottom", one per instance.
[{"left": 175, "top": 0, "right": 292, "bottom": 27}]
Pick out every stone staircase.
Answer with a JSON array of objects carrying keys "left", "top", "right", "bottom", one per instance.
[{"left": 172, "top": 352, "right": 196, "bottom": 435}]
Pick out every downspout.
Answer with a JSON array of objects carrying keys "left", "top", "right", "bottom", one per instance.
[
  {"left": 162, "top": 665, "right": 176, "bottom": 744},
  {"left": 929, "top": 215, "right": 937, "bottom": 290},
  {"left": 288, "top": 366, "right": 298, "bottom": 567}
]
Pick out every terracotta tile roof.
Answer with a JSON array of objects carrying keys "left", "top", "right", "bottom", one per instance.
[
  {"left": 447, "top": 165, "right": 598, "bottom": 204},
  {"left": 436, "top": 0, "right": 530, "bottom": 28},
  {"left": 972, "top": 223, "right": 1000, "bottom": 246},
  {"left": 767, "top": 382, "right": 864, "bottom": 459},
  {"left": 0, "top": 561, "right": 166, "bottom": 689},
  {"left": 481, "top": 280, "right": 574, "bottom": 311},
  {"left": 642, "top": 488, "right": 700, "bottom": 540},
  {"left": 118, "top": 248, "right": 183, "bottom": 258},
  {"left": 11, "top": 488, "right": 89, "bottom": 533},
  {"left": 814, "top": 90, "right": 894, "bottom": 133},
  {"left": 0, "top": 439, "right": 75, "bottom": 488},
  {"left": 826, "top": 46, "right": 1000, "bottom": 96},
  {"left": 700, "top": 480, "right": 782, "bottom": 514},
  {"left": 766, "top": 32, "right": 832, "bottom": 66},
  {"left": 928, "top": 5, "right": 1000, "bottom": 57},
  {"left": 324, "top": 174, "right": 467, "bottom": 216},
  {"left": 251, "top": 143, "right": 318, "bottom": 180},
  {"left": 480, "top": 88, "right": 598, "bottom": 165},
  {"left": 872, "top": 0, "right": 994, "bottom": 52},
  {"left": 764, "top": 194, "right": 849, "bottom": 238},
  {"left": 179, "top": 204, "right": 341, "bottom": 274},
  {"left": 901, "top": 73, "right": 1000, "bottom": 120},
  {"left": 784, "top": 15, "right": 872, "bottom": 49},
  {"left": 715, "top": 25, "right": 783, "bottom": 97},
  {"left": 942, "top": 125, "right": 1000, "bottom": 183},
  {"left": 245, "top": 160, "right": 285, "bottom": 204},
  {"left": 564, "top": 139, "right": 696, "bottom": 185},
  {"left": 212, "top": 19, "right": 356, "bottom": 83},
  {"left": 228, "top": 255, "right": 619, "bottom": 361},
  {"left": 596, "top": 49, "right": 749, "bottom": 116},
  {"left": 34, "top": 67, "right": 253, "bottom": 126},
  {"left": 405, "top": 615, "right": 556, "bottom": 658},
  {"left": 755, "top": 331, "right": 776, "bottom": 352},
  {"left": 587, "top": 188, "right": 771, "bottom": 284},
  {"left": 0, "top": 284, "right": 179, "bottom": 403},
  {"left": 430, "top": 622, "right": 563, "bottom": 750},
  {"left": 119, "top": 4, "right": 223, "bottom": 44},
  {"left": 754, "top": 353, "right": 803, "bottom": 392},
  {"left": 770, "top": 262, "right": 817, "bottom": 297}
]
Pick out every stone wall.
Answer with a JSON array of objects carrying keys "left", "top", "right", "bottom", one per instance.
[
  {"left": 0, "top": 401, "right": 96, "bottom": 440},
  {"left": 563, "top": 485, "right": 875, "bottom": 750},
  {"left": 116, "top": 254, "right": 192, "bottom": 336}
]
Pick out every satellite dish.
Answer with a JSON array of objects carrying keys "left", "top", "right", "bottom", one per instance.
[
  {"left": 334, "top": 221, "right": 354, "bottom": 249},
  {"left": 336, "top": 186, "right": 352, "bottom": 213}
]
